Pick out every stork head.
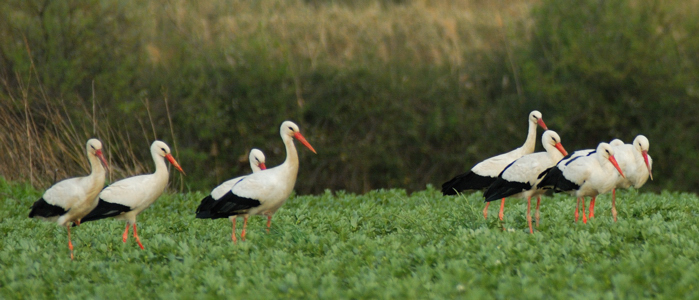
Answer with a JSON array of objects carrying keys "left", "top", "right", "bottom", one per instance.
[
  {"left": 633, "top": 135, "right": 652, "bottom": 180},
  {"left": 249, "top": 148, "right": 266, "bottom": 171},
  {"left": 280, "top": 120, "right": 316, "bottom": 154},
  {"left": 86, "top": 138, "right": 109, "bottom": 171},
  {"left": 597, "top": 143, "right": 625, "bottom": 179},
  {"left": 541, "top": 130, "right": 568, "bottom": 157},
  {"left": 152, "top": 140, "right": 185, "bottom": 175},
  {"left": 529, "top": 110, "right": 548, "bottom": 130}
]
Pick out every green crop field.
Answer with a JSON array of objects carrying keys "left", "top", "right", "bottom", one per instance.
[{"left": 1, "top": 178, "right": 698, "bottom": 299}]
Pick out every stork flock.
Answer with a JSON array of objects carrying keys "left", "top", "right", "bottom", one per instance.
[
  {"left": 27, "top": 113, "right": 652, "bottom": 260},
  {"left": 28, "top": 120, "right": 315, "bottom": 259},
  {"left": 442, "top": 110, "right": 653, "bottom": 234}
]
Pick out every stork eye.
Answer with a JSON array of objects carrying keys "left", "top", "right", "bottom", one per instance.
[
  {"left": 91, "top": 145, "right": 96, "bottom": 150},
  {"left": 288, "top": 126, "right": 294, "bottom": 131},
  {"left": 161, "top": 148, "right": 166, "bottom": 152}
]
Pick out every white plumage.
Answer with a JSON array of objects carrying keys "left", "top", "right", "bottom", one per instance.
[{"left": 210, "top": 148, "right": 267, "bottom": 200}]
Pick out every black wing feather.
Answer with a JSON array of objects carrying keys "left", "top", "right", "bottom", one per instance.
[
  {"left": 483, "top": 178, "right": 531, "bottom": 202},
  {"left": 28, "top": 198, "right": 68, "bottom": 218},
  {"left": 195, "top": 191, "right": 261, "bottom": 219},
  {"left": 441, "top": 171, "right": 497, "bottom": 195},
  {"left": 79, "top": 199, "right": 132, "bottom": 224},
  {"left": 536, "top": 166, "right": 581, "bottom": 192}
]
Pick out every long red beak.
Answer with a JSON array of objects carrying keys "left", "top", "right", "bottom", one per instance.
[
  {"left": 537, "top": 118, "right": 548, "bottom": 130},
  {"left": 95, "top": 149, "right": 109, "bottom": 172},
  {"left": 165, "top": 153, "right": 185, "bottom": 175},
  {"left": 259, "top": 163, "right": 267, "bottom": 170},
  {"left": 293, "top": 132, "right": 317, "bottom": 154},
  {"left": 609, "top": 155, "right": 625, "bottom": 178},
  {"left": 554, "top": 143, "right": 568, "bottom": 156},
  {"left": 642, "top": 150, "right": 653, "bottom": 180}
]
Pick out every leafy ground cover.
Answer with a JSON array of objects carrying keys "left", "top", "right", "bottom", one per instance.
[{"left": 1, "top": 178, "right": 698, "bottom": 299}]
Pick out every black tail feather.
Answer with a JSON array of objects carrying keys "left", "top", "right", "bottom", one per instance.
[
  {"left": 195, "top": 191, "right": 261, "bottom": 219},
  {"left": 28, "top": 198, "right": 67, "bottom": 218},
  {"left": 536, "top": 166, "right": 580, "bottom": 192},
  {"left": 537, "top": 166, "right": 562, "bottom": 191},
  {"left": 483, "top": 178, "right": 531, "bottom": 202},
  {"left": 441, "top": 171, "right": 496, "bottom": 195},
  {"left": 79, "top": 199, "right": 131, "bottom": 224}
]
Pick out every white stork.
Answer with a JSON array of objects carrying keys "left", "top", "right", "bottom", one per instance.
[
  {"left": 204, "top": 148, "right": 268, "bottom": 241},
  {"left": 196, "top": 121, "right": 316, "bottom": 242},
  {"left": 588, "top": 135, "right": 653, "bottom": 221},
  {"left": 209, "top": 148, "right": 267, "bottom": 201},
  {"left": 483, "top": 130, "right": 568, "bottom": 233},
  {"left": 80, "top": 140, "right": 185, "bottom": 249},
  {"left": 441, "top": 110, "right": 548, "bottom": 221},
  {"left": 537, "top": 142, "right": 625, "bottom": 224},
  {"left": 28, "top": 138, "right": 108, "bottom": 259}
]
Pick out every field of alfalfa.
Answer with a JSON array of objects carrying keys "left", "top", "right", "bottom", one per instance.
[{"left": 1, "top": 178, "right": 699, "bottom": 299}]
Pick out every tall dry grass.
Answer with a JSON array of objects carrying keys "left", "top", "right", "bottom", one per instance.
[{"left": 0, "top": 62, "right": 185, "bottom": 191}]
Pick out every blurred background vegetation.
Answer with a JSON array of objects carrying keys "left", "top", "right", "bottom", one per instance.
[{"left": 1, "top": 0, "right": 697, "bottom": 194}]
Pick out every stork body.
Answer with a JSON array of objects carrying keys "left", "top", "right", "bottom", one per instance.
[
  {"left": 28, "top": 139, "right": 108, "bottom": 259},
  {"left": 537, "top": 143, "right": 625, "bottom": 224},
  {"left": 483, "top": 131, "right": 568, "bottom": 233},
  {"left": 80, "top": 140, "right": 184, "bottom": 249},
  {"left": 210, "top": 149, "right": 267, "bottom": 200}
]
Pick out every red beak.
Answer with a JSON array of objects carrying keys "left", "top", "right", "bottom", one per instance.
[
  {"left": 554, "top": 143, "right": 568, "bottom": 156},
  {"left": 165, "top": 153, "right": 185, "bottom": 175},
  {"left": 259, "top": 163, "right": 267, "bottom": 170},
  {"left": 609, "top": 155, "right": 625, "bottom": 178},
  {"left": 642, "top": 150, "right": 653, "bottom": 180},
  {"left": 537, "top": 118, "right": 548, "bottom": 130},
  {"left": 293, "top": 132, "right": 317, "bottom": 154},
  {"left": 95, "top": 149, "right": 109, "bottom": 172}
]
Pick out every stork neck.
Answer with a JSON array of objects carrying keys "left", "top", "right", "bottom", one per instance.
[
  {"left": 152, "top": 151, "right": 169, "bottom": 175},
  {"left": 282, "top": 135, "right": 300, "bottom": 171},
  {"left": 87, "top": 152, "right": 106, "bottom": 177},
  {"left": 521, "top": 120, "right": 538, "bottom": 153}
]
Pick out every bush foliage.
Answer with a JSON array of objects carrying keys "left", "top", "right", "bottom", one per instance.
[{"left": 1, "top": 0, "right": 697, "bottom": 193}]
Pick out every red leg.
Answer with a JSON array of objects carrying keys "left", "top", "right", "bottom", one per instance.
[
  {"left": 266, "top": 215, "right": 272, "bottom": 233},
  {"left": 66, "top": 224, "right": 74, "bottom": 260},
  {"left": 230, "top": 217, "right": 237, "bottom": 243},
  {"left": 582, "top": 197, "right": 588, "bottom": 224},
  {"left": 575, "top": 198, "right": 580, "bottom": 222},
  {"left": 122, "top": 224, "right": 129, "bottom": 243},
  {"left": 241, "top": 216, "right": 249, "bottom": 241},
  {"left": 499, "top": 198, "right": 506, "bottom": 221},
  {"left": 612, "top": 189, "right": 618, "bottom": 222},
  {"left": 483, "top": 202, "right": 490, "bottom": 219},
  {"left": 526, "top": 196, "right": 533, "bottom": 234},
  {"left": 132, "top": 223, "right": 145, "bottom": 250},
  {"left": 535, "top": 196, "right": 541, "bottom": 227},
  {"left": 589, "top": 197, "right": 596, "bottom": 219}
]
